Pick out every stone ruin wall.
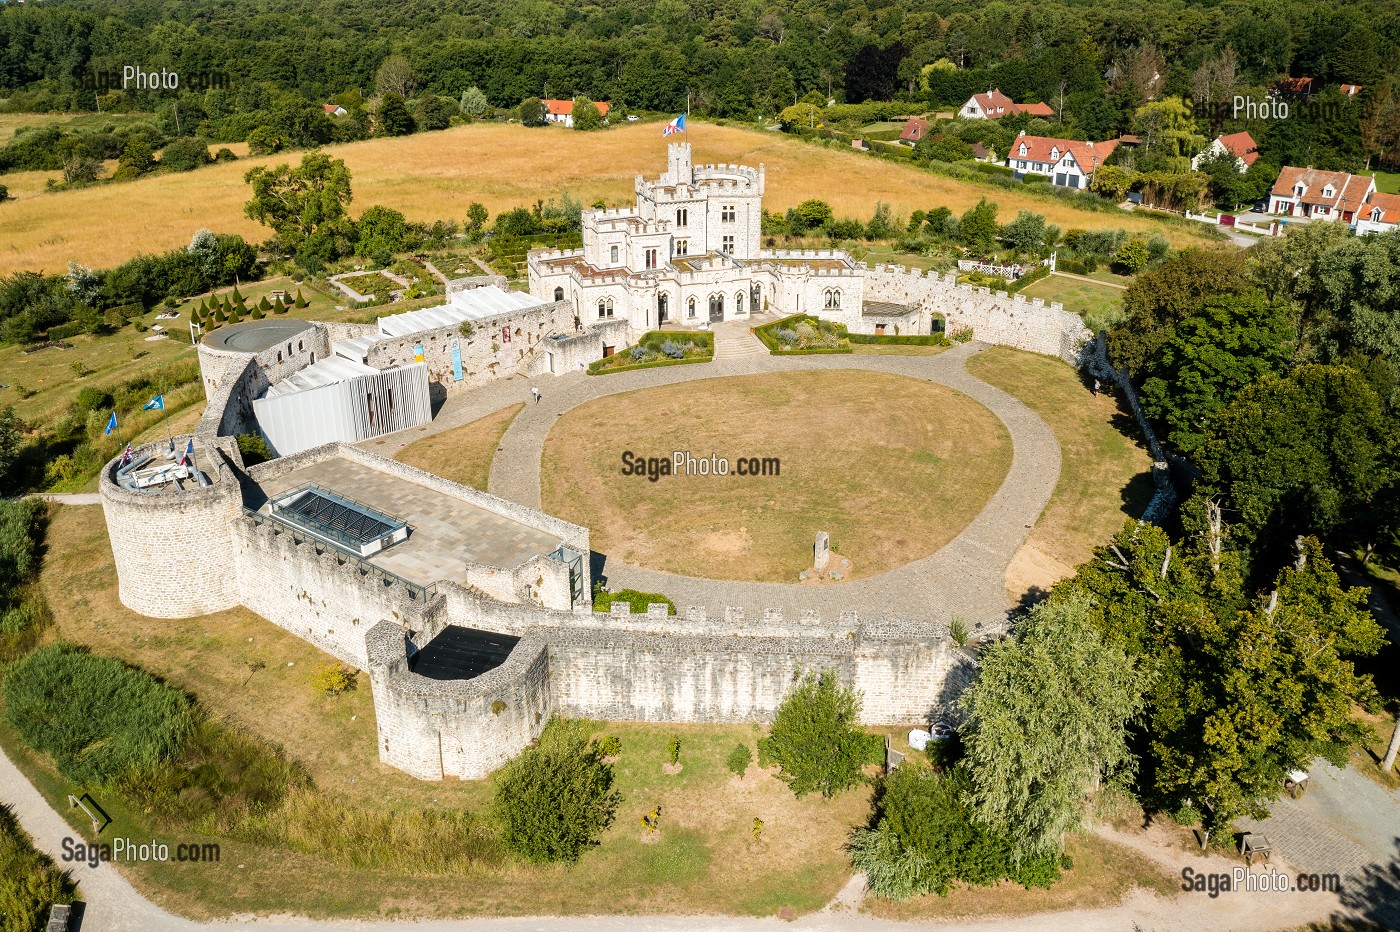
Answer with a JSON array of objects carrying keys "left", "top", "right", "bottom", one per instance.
[{"left": 862, "top": 265, "right": 1092, "bottom": 363}]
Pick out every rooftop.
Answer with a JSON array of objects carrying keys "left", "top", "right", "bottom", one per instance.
[
  {"left": 376, "top": 285, "right": 544, "bottom": 339},
  {"left": 254, "top": 456, "right": 563, "bottom": 587},
  {"left": 204, "top": 318, "right": 315, "bottom": 354},
  {"left": 409, "top": 626, "right": 521, "bottom": 681},
  {"left": 264, "top": 356, "right": 380, "bottom": 399},
  {"left": 861, "top": 300, "right": 919, "bottom": 318}
]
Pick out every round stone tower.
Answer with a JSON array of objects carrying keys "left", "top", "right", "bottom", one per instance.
[{"left": 99, "top": 436, "right": 243, "bottom": 618}]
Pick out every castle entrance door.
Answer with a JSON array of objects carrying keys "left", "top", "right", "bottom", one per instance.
[
  {"left": 708, "top": 294, "right": 724, "bottom": 323},
  {"left": 658, "top": 293, "right": 669, "bottom": 325}
]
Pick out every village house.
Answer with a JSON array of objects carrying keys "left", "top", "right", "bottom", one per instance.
[
  {"left": 958, "top": 89, "right": 1054, "bottom": 120},
  {"left": 1005, "top": 131, "right": 1119, "bottom": 189},
  {"left": 898, "top": 117, "right": 930, "bottom": 145},
  {"left": 542, "top": 98, "right": 612, "bottom": 127},
  {"left": 1267, "top": 166, "right": 1376, "bottom": 221},
  {"left": 322, "top": 103, "right": 348, "bottom": 117},
  {"left": 1341, "top": 84, "right": 1364, "bottom": 99},
  {"left": 1191, "top": 131, "right": 1260, "bottom": 173},
  {"left": 1354, "top": 191, "right": 1400, "bottom": 235}
]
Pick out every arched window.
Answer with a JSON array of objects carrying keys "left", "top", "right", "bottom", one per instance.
[
  {"left": 751, "top": 283, "right": 761, "bottom": 312},
  {"left": 676, "top": 208, "right": 688, "bottom": 228},
  {"left": 598, "top": 299, "right": 607, "bottom": 319},
  {"left": 297, "top": 339, "right": 303, "bottom": 352},
  {"left": 735, "top": 291, "right": 744, "bottom": 314},
  {"left": 554, "top": 286, "right": 564, "bottom": 301},
  {"left": 688, "top": 298, "right": 696, "bottom": 318},
  {"left": 824, "top": 288, "right": 842, "bottom": 309},
  {"left": 605, "top": 298, "right": 615, "bottom": 318}
]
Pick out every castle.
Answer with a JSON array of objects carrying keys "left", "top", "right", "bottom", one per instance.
[{"left": 96, "top": 145, "right": 1098, "bottom": 782}]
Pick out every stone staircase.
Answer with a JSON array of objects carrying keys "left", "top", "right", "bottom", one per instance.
[{"left": 713, "top": 325, "right": 769, "bottom": 360}]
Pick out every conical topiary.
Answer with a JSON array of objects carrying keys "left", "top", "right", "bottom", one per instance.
[
  {"left": 228, "top": 307, "right": 243, "bottom": 324},
  {"left": 272, "top": 298, "right": 289, "bottom": 314},
  {"left": 231, "top": 285, "right": 244, "bottom": 303},
  {"left": 213, "top": 307, "right": 228, "bottom": 322},
  {"left": 250, "top": 306, "right": 265, "bottom": 320},
  {"left": 257, "top": 295, "right": 272, "bottom": 312},
  {"left": 294, "top": 288, "right": 309, "bottom": 308}
]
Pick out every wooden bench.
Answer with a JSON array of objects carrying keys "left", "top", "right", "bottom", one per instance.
[{"left": 1240, "top": 832, "right": 1272, "bottom": 866}]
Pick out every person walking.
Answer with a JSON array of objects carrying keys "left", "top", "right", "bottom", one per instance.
[{"left": 531, "top": 386, "right": 541, "bottom": 404}]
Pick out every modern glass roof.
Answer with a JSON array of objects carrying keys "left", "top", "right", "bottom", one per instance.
[{"left": 270, "top": 485, "right": 407, "bottom": 552}]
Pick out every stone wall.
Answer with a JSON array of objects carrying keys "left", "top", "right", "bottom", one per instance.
[
  {"left": 862, "top": 265, "right": 1091, "bottom": 363},
  {"left": 364, "top": 300, "right": 574, "bottom": 390}
]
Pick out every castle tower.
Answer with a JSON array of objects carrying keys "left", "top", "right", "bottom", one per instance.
[{"left": 665, "top": 142, "right": 694, "bottom": 186}]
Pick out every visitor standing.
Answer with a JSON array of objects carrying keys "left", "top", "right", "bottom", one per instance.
[{"left": 531, "top": 386, "right": 541, "bottom": 404}]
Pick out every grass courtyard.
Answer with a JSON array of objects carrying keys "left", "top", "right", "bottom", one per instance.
[
  {"left": 394, "top": 403, "right": 525, "bottom": 491},
  {"left": 966, "top": 347, "right": 1152, "bottom": 595},
  {"left": 1017, "top": 272, "right": 1125, "bottom": 324},
  {"left": 540, "top": 370, "right": 1012, "bottom": 582}
]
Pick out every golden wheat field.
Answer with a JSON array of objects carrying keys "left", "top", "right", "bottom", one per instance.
[{"left": 0, "top": 120, "right": 1215, "bottom": 275}]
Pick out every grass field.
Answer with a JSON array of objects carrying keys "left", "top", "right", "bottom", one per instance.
[
  {"left": 0, "top": 110, "right": 156, "bottom": 142},
  {"left": 1, "top": 120, "right": 1219, "bottom": 275},
  {"left": 966, "top": 347, "right": 1152, "bottom": 596},
  {"left": 1018, "top": 273, "right": 1125, "bottom": 321},
  {"left": 394, "top": 403, "right": 525, "bottom": 491},
  {"left": 16, "top": 504, "right": 867, "bottom": 920},
  {"left": 1372, "top": 170, "right": 1400, "bottom": 194},
  {"left": 540, "top": 370, "right": 1011, "bottom": 582}
]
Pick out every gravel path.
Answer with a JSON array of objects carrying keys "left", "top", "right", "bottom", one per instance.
[{"left": 483, "top": 341, "right": 1059, "bottom": 631}]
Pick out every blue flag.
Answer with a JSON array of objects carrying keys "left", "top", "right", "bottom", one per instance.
[
  {"left": 104, "top": 411, "right": 118, "bottom": 436},
  {"left": 663, "top": 114, "right": 686, "bottom": 136},
  {"left": 143, "top": 394, "right": 164, "bottom": 411}
]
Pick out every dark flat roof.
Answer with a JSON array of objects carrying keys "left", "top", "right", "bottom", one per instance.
[
  {"left": 862, "top": 300, "right": 918, "bottom": 318},
  {"left": 410, "top": 626, "right": 520, "bottom": 681},
  {"left": 204, "top": 318, "right": 315, "bottom": 354}
]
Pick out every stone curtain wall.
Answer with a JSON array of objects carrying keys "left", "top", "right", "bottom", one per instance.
[
  {"left": 364, "top": 300, "right": 574, "bottom": 390},
  {"left": 863, "top": 265, "right": 1091, "bottom": 362}
]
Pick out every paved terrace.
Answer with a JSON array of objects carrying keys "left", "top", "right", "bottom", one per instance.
[{"left": 253, "top": 456, "right": 562, "bottom": 588}]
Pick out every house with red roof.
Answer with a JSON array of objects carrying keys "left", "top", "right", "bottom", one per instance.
[
  {"left": 1341, "top": 84, "right": 1364, "bottom": 99},
  {"left": 542, "top": 98, "right": 612, "bottom": 128},
  {"left": 1268, "top": 166, "right": 1375, "bottom": 221},
  {"left": 323, "top": 103, "right": 348, "bottom": 117},
  {"left": 1191, "top": 131, "right": 1260, "bottom": 173},
  {"left": 958, "top": 89, "right": 1055, "bottom": 120},
  {"left": 898, "top": 117, "right": 930, "bottom": 145},
  {"left": 1004, "top": 131, "right": 1119, "bottom": 189},
  {"left": 1355, "top": 191, "right": 1400, "bottom": 235}
]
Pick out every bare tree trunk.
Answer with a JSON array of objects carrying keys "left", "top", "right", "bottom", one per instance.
[{"left": 1383, "top": 719, "right": 1400, "bottom": 771}]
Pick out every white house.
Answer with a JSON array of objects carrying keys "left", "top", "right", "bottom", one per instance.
[
  {"left": 958, "top": 89, "right": 1054, "bottom": 120},
  {"left": 1005, "top": 132, "right": 1120, "bottom": 189},
  {"left": 542, "top": 98, "right": 611, "bottom": 127},
  {"left": 1268, "top": 166, "right": 1375, "bottom": 221},
  {"left": 1191, "top": 131, "right": 1259, "bottom": 173},
  {"left": 1354, "top": 191, "right": 1400, "bottom": 235}
]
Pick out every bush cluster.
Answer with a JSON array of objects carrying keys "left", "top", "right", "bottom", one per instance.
[
  {"left": 0, "top": 804, "right": 78, "bottom": 932},
  {"left": 759, "top": 669, "right": 882, "bottom": 798}
]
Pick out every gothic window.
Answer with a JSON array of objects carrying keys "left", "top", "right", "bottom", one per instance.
[
  {"left": 606, "top": 298, "right": 614, "bottom": 318},
  {"left": 598, "top": 299, "right": 607, "bottom": 319},
  {"left": 824, "top": 288, "right": 842, "bottom": 308},
  {"left": 645, "top": 248, "right": 658, "bottom": 269},
  {"left": 688, "top": 298, "right": 697, "bottom": 318},
  {"left": 676, "top": 208, "right": 688, "bottom": 227},
  {"left": 676, "top": 239, "right": 688, "bottom": 256},
  {"left": 751, "top": 283, "right": 761, "bottom": 311},
  {"left": 554, "top": 286, "right": 564, "bottom": 301},
  {"left": 735, "top": 291, "right": 744, "bottom": 314}
]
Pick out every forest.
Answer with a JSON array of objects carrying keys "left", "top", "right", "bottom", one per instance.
[{"left": 1, "top": 0, "right": 1398, "bottom": 166}]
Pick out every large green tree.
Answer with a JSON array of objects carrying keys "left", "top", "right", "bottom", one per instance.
[
  {"left": 759, "top": 669, "right": 876, "bottom": 798},
  {"left": 244, "top": 152, "right": 356, "bottom": 271},
  {"left": 960, "top": 596, "right": 1144, "bottom": 857}
]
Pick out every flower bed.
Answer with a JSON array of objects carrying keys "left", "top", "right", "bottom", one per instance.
[
  {"left": 754, "top": 314, "right": 852, "bottom": 354},
  {"left": 587, "top": 331, "right": 714, "bottom": 375}
]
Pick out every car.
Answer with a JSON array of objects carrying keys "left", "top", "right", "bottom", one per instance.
[
  {"left": 626, "top": 115, "right": 639, "bottom": 122},
  {"left": 1251, "top": 202, "right": 1266, "bottom": 213}
]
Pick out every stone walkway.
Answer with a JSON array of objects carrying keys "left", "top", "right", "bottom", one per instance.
[{"left": 481, "top": 341, "right": 1060, "bottom": 630}]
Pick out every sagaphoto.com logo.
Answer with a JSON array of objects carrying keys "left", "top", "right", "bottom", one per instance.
[
  {"left": 620, "top": 450, "right": 781, "bottom": 482},
  {"left": 79, "top": 65, "right": 231, "bottom": 93}
]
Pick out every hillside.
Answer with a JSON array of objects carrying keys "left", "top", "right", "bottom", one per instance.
[{"left": 0, "top": 120, "right": 1218, "bottom": 275}]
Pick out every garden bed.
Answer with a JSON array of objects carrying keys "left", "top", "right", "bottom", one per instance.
[
  {"left": 588, "top": 331, "right": 713, "bottom": 375},
  {"left": 754, "top": 314, "right": 852, "bottom": 354}
]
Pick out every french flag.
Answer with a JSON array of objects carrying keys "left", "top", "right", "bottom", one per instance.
[
  {"left": 178, "top": 438, "right": 194, "bottom": 467},
  {"left": 662, "top": 114, "right": 686, "bottom": 137}
]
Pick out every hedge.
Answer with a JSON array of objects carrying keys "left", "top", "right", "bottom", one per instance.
[
  {"left": 586, "top": 354, "right": 712, "bottom": 376},
  {"left": 1006, "top": 264, "right": 1052, "bottom": 293},
  {"left": 848, "top": 333, "right": 951, "bottom": 346},
  {"left": 593, "top": 587, "right": 677, "bottom": 615},
  {"left": 754, "top": 314, "right": 853, "bottom": 355},
  {"left": 586, "top": 330, "right": 714, "bottom": 375},
  {"left": 44, "top": 320, "right": 87, "bottom": 341}
]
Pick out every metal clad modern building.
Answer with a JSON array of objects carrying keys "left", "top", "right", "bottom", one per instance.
[{"left": 253, "top": 357, "right": 431, "bottom": 456}]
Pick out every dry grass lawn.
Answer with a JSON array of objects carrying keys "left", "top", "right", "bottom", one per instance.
[
  {"left": 541, "top": 370, "right": 1011, "bottom": 582},
  {"left": 394, "top": 402, "right": 524, "bottom": 491},
  {"left": 21, "top": 503, "right": 865, "bottom": 919},
  {"left": 966, "top": 347, "right": 1152, "bottom": 597},
  {"left": 3, "top": 120, "right": 1217, "bottom": 275}
]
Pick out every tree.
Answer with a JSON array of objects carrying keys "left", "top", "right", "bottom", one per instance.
[
  {"left": 491, "top": 721, "right": 619, "bottom": 863},
  {"left": 375, "top": 54, "right": 416, "bottom": 99},
  {"left": 376, "top": 94, "right": 415, "bottom": 137},
  {"left": 1360, "top": 78, "right": 1400, "bottom": 169},
  {"left": 1107, "top": 249, "right": 1254, "bottom": 376},
  {"left": 865, "top": 202, "right": 896, "bottom": 240},
  {"left": 356, "top": 205, "right": 410, "bottom": 265},
  {"left": 459, "top": 86, "right": 489, "bottom": 119},
  {"left": 1138, "top": 292, "right": 1296, "bottom": 453},
  {"left": 777, "top": 102, "right": 823, "bottom": 132},
  {"left": 960, "top": 596, "right": 1144, "bottom": 857},
  {"left": 245, "top": 127, "right": 283, "bottom": 156},
  {"left": 159, "top": 136, "right": 212, "bottom": 172},
  {"left": 1111, "top": 238, "right": 1149, "bottom": 274},
  {"left": 1130, "top": 98, "right": 1206, "bottom": 170},
  {"left": 572, "top": 96, "right": 604, "bottom": 131},
  {"left": 413, "top": 95, "right": 457, "bottom": 131},
  {"left": 244, "top": 152, "right": 355, "bottom": 269},
  {"left": 0, "top": 406, "right": 20, "bottom": 493},
  {"left": 759, "top": 669, "right": 876, "bottom": 798},
  {"left": 915, "top": 135, "right": 974, "bottom": 163},
  {"left": 959, "top": 198, "right": 999, "bottom": 255},
  {"left": 999, "top": 210, "right": 1047, "bottom": 255},
  {"left": 115, "top": 136, "right": 156, "bottom": 177},
  {"left": 465, "top": 202, "right": 489, "bottom": 240},
  {"left": 518, "top": 97, "right": 548, "bottom": 127},
  {"left": 1109, "top": 43, "right": 1166, "bottom": 106},
  {"left": 790, "top": 199, "right": 834, "bottom": 230}
]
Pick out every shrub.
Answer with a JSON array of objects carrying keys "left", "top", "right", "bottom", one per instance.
[
  {"left": 592, "top": 587, "right": 677, "bottom": 615},
  {"left": 949, "top": 326, "right": 974, "bottom": 343},
  {"left": 726, "top": 742, "right": 752, "bottom": 777},
  {"left": 759, "top": 669, "right": 880, "bottom": 798},
  {"left": 310, "top": 664, "right": 357, "bottom": 696},
  {"left": 950, "top": 617, "right": 970, "bottom": 646},
  {"left": 0, "top": 803, "right": 78, "bottom": 932},
  {"left": 491, "top": 720, "right": 619, "bottom": 863},
  {"left": 4, "top": 643, "right": 195, "bottom": 784},
  {"left": 596, "top": 735, "right": 621, "bottom": 758},
  {"left": 666, "top": 735, "right": 681, "bottom": 766},
  {"left": 74, "top": 386, "right": 113, "bottom": 413}
]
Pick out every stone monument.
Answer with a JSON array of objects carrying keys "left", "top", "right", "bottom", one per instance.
[{"left": 814, "top": 531, "right": 831, "bottom": 572}]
